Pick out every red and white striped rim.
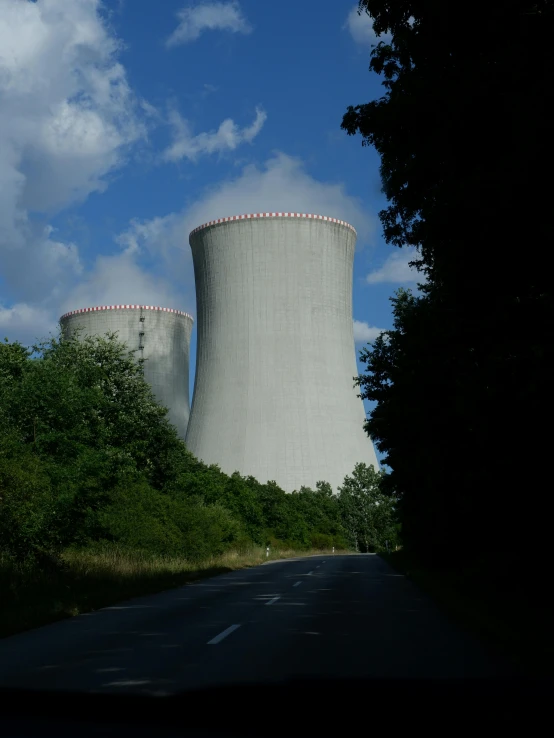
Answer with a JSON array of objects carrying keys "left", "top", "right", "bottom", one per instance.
[
  {"left": 189, "top": 212, "right": 356, "bottom": 236},
  {"left": 59, "top": 305, "right": 193, "bottom": 321}
]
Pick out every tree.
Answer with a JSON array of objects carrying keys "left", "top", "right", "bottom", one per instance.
[
  {"left": 342, "top": 1, "right": 554, "bottom": 568},
  {"left": 338, "top": 464, "right": 399, "bottom": 553},
  {"left": 97, "top": 480, "right": 241, "bottom": 560},
  {"left": 0, "top": 333, "right": 191, "bottom": 560},
  {"left": 2, "top": 330, "right": 385, "bottom": 565},
  {"left": 0, "top": 431, "right": 59, "bottom": 564}
]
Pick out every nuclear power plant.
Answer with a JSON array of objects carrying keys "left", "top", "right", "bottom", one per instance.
[
  {"left": 59, "top": 212, "right": 379, "bottom": 492},
  {"left": 59, "top": 305, "right": 193, "bottom": 440},
  {"left": 185, "top": 212, "right": 379, "bottom": 492}
]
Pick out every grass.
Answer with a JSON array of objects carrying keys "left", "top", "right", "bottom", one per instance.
[
  {"left": 382, "top": 550, "right": 554, "bottom": 678},
  {"left": 0, "top": 545, "right": 343, "bottom": 639}
]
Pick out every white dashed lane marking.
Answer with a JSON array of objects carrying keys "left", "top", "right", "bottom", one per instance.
[{"left": 207, "top": 624, "right": 241, "bottom": 645}]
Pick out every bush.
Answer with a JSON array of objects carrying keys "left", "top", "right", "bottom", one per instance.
[
  {"left": 310, "top": 532, "right": 334, "bottom": 550},
  {"left": 96, "top": 481, "right": 242, "bottom": 561},
  {"left": 0, "top": 433, "right": 61, "bottom": 563}
]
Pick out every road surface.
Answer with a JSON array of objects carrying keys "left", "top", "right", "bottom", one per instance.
[{"left": 0, "top": 554, "right": 512, "bottom": 694}]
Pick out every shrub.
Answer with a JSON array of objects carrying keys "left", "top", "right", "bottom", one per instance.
[{"left": 310, "top": 532, "right": 334, "bottom": 550}]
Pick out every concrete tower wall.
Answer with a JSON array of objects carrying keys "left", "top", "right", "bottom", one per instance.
[
  {"left": 60, "top": 305, "right": 193, "bottom": 439},
  {"left": 186, "top": 212, "right": 379, "bottom": 492}
]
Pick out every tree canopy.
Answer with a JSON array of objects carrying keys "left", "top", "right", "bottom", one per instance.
[
  {"left": 338, "top": 463, "right": 400, "bottom": 553},
  {"left": 343, "top": 1, "right": 554, "bottom": 567},
  {"left": 1, "top": 333, "right": 396, "bottom": 566}
]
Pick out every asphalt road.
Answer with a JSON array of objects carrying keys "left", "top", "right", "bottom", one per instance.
[{"left": 0, "top": 554, "right": 513, "bottom": 694}]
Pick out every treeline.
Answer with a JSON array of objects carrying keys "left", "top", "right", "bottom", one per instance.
[
  {"left": 0, "top": 333, "right": 399, "bottom": 568},
  {"left": 342, "top": 1, "right": 553, "bottom": 571}
]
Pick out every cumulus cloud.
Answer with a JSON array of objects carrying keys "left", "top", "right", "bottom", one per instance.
[
  {"left": 344, "top": 5, "right": 392, "bottom": 47},
  {"left": 166, "top": 1, "right": 252, "bottom": 47},
  {"left": 0, "top": 0, "right": 149, "bottom": 345},
  {"left": 2, "top": 223, "right": 82, "bottom": 305},
  {"left": 0, "top": 0, "right": 146, "bottom": 215},
  {"left": 116, "top": 215, "right": 180, "bottom": 257},
  {"left": 117, "top": 152, "right": 374, "bottom": 261},
  {"left": 4, "top": 149, "right": 372, "bottom": 347},
  {"left": 0, "top": 303, "right": 58, "bottom": 347},
  {"left": 113, "top": 212, "right": 194, "bottom": 296},
  {"left": 162, "top": 106, "right": 267, "bottom": 163},
  {"left": 182, "top": 152, "right": 373, "bottom": 238},
  {"left": 366, "top": 249, "right": 420, "bottom": 284},
  {"left": 58, "top": 254, "right": 183, "bottom": 317},
  {"left": 353, "top": 320, "right": 383, "bottom": 344}
]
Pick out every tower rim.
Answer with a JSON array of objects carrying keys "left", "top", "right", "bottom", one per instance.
[
  {"left": 59, "top": 305, "right": 194, "bottom": 322},
  {"left": 189, "top": 212, "right": 357, "bottom": 239}
]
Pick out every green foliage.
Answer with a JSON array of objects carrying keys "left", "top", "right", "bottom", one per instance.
[
  {"left": 338, "top": 463, "right": 399, "bottom": 553},
  {"left": 342, "top": 1, "right": 554, "bottom": 567},
  {"left": 0, "top": 432, "right": 59, "bottom": 563},
  {"left": 0, "top": 333, "right": 201, "bottom": 562},
  {"left": 96, "top": 481, "right": 240, "bottom": 561},
  {"left": 1, "top": 331, "right": 372, "bottom": 568},
  {"left": 309, "top": 532, "right": 334, "bottom": 551}
]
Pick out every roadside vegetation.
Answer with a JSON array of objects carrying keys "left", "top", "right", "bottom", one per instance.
[
  {"left": 0, "top": 332, "right": 399, "bottom": 637},
  {"left": 0, "top": 544, "right": 343, "bottom": 639},
  {"left": 342, "top": 1, "right": 553, "bottom": 675}
]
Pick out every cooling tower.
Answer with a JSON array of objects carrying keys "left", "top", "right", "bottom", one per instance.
[
  {"left": 186, "top": 212, "right": 379, "bottom": 492},
  {"left": 59, "top": 305, "right": 193, "bottom": 439}
]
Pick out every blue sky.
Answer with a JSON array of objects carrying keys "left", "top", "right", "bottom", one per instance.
[{"left": 0, "top": 0, "right": 419, "bottom": 460}]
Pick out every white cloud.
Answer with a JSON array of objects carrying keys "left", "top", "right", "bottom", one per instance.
[
  {"left": 0, "top": 0, "right": 147, "bottom": 306},
  {"left": 0, "top": 0, "right": 151, "bottom": 344},
  {"left": 59, "top": 254, "right": 183, "bottom": 317},
  {"left": 116, "top": 215, "right": 179, "bottom": 257},
  {"left": 162, "top": 106, "right": 267, "bottom": 163},
  {"left": 0, "top": 303, "right": 58, "bottom": 346},
  {"left": 1, "top": 249, "right": 183, "bottom": 347},
  {"left": 4, "top": 150, "right": 374, "bottom": 346},
  {"left": 353, "top": 320, "right": 383, "bottom": 344},
  {"left": 118, "top": 152, "right": 374, "bottom": 253},
  {"left": 0, "top": 0, "right": 146, "bottom": 214},
  {"left": 344, "top": 5, "right": 392, "bottom": 47},
  {"left": 166, "top": 1, "right": 252, "bottom": 47},
  {"left": 366, "top": 249, "right": 420, "bottom": 284},
  {"left": 114, "top": 212, "right": 192, "bottom": 284},
  {"left": 2, "top": 221, "right": 83, "bottom": 307},
  {"left": 181, "top": 152, "right": 373, "bottom": 238}
]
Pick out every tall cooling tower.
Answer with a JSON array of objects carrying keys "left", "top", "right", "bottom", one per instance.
[
  {"left": 59, "top": 305, "right": 193, "bottom": 439},
  {"left": 186, "top": 212, "right": 379, "bottom": 492}
]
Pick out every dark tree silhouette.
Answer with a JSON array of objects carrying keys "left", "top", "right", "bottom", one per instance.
[{"left": 343, "top": 1, "right": 554, "bottom": 569}]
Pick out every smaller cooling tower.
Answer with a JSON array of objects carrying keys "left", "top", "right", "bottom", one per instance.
[{"left": 60, "top": 305, "right": 193, "bottom": 439}]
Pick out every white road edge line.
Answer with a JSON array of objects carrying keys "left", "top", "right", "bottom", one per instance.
[
  {"left": 308, "top": 570, "right": 314, "bottom": 575},
  {"left": 207, "top": 624, "right": 241, "bottom": 645},
  {"left": 293, "top": 581, "right": 302, "bottom": 587},
  {"left": 266, "top": 596, "right": 281, "bottom": 606}
]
